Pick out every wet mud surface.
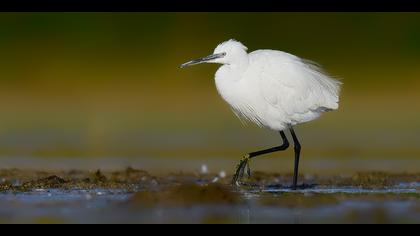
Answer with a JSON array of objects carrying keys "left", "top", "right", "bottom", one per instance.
[{"left": 0, "top": 169, "right": 419, "bottom": 223}]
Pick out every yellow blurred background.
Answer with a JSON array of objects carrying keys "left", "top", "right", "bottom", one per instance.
[{"left": 0, "top": 13, "right": 419, "bottom": 174}]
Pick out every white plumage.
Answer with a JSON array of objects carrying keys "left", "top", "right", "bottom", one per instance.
[
  {"left": 209, "top": 39, "right": 341, "bottom": 131},
  {"left": 180, "top": 39, "right": 342, "bottom": 188}
]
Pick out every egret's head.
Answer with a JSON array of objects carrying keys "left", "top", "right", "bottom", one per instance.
[{"left": 180, "top": 39, "right": 248, "bottom": 68}]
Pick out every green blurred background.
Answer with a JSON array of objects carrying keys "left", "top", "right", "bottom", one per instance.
[{"left": 0, "top": 13, "right": 419, "bottom": 174}]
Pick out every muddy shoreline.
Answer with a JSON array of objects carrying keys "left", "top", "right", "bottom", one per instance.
[
  {"left": 0, "top": 168, "right": 419, "bottom": 223},
  {"left": 1, "top": 168, "right": 419, "bottom": 192}
]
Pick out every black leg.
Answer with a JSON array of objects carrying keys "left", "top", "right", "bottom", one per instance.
[
  {"left": 289, "top": 127, "right": 301, "bottom": 190},
  {"left": 248, "top": 131, "right": 289, "bottom": 159},
  {"left": 232, "top": 131, "right": 289, "bottom": 185}
]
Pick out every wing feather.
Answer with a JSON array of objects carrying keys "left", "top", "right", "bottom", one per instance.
[{"left": 254, "top": 50, "right": 342, "bottom": 119}]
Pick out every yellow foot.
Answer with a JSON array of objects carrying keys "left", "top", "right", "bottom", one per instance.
[{"left": 231, "top": 154, "right": 252, "bottom": 186}]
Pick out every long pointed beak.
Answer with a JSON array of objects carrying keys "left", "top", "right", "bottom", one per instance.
[{"left": 179, "top": 53, "right": 226, "bottom": 68}]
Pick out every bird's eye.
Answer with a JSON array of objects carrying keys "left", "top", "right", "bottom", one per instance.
[{"left": 222, "top": 52, "right": 227, "bottom": 56}]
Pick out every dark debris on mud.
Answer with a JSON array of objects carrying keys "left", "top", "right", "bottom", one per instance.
[
  {"left": 0, "top": 168, "right": 419, "bottom": 224},
  {"left": 0, "top": 169, "right": 419, "bottom": 201},
  {"left": 0, "top": 167, "right": 153, "bottom": 193}
]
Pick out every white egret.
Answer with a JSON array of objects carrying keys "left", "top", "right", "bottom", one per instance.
[{"left": 180, "top": 39, "right": 341, "bottom": 189}]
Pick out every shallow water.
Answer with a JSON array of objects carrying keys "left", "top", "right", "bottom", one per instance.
[
  {"left": 0, "top": 189, "right": 418, "bottom": 224},
  {"left": 260, "top": 184, "right": 420, "bottom": 194},
  {"left": 0, "top": 171, "right": 419, "bottom": 224}
]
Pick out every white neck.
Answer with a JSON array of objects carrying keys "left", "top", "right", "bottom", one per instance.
[{"left": 222, "top": 53, "right": 249, "bottom": 80}]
